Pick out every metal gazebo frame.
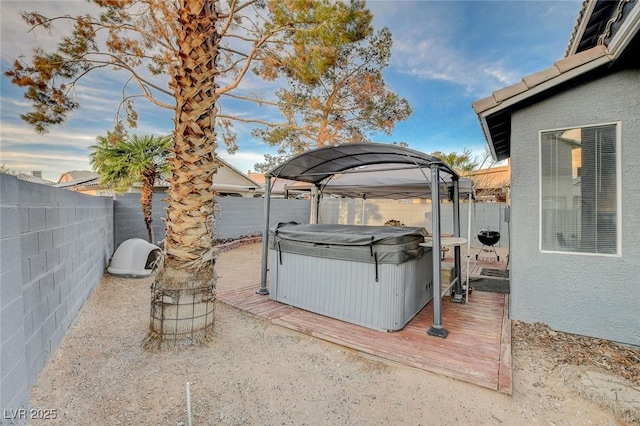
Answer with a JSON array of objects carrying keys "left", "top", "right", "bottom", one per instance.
[{"left": 256, "top": 143, "right": 466, "bottom": 338}]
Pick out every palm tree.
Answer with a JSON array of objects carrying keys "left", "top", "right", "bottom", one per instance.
[
  {"left": 6, "top": 0, "right": 376, "bottom": 349},
  {"left": 138, "top": 0, "right": 222, "bottom": 350},
  {"left": 431, "top": 148, "right": 480, "bottom": 172},
  {"left": 90, "top": 133, "right": 171, "bottom": 244}
]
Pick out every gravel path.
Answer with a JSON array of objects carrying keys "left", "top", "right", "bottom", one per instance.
[{"left": 27, "top": 243, "right": 633, "bottom": 425}]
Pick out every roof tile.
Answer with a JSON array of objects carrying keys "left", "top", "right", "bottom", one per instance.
[
  {"left": 471, "top": 96, "right": 499, "bottom": 114},
  {"left": 16, "top": 174, "right": 55, "bottom": 185},
  {"left": 492, "top": 81, "right": 528, "bottom": 103},
  {"left": 522, "top": 66, "right": 562, "bottom": 89},
  {"left": 554, "top": 44, "right": 608, "bottom": 73}
]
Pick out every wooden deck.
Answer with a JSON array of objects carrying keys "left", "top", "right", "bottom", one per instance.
[{"left": 217, "top": 284, "right": 512, "bottom": 394}]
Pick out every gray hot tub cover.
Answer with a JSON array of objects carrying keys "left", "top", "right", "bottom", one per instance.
[{"left": 269, "top": 223, "right": 428, "bottom": 265}]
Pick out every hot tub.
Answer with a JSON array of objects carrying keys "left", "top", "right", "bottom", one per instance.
[{"left": 269, "top": 223, "right": 433, "bottom": 331}]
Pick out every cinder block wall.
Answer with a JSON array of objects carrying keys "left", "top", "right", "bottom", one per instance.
[
  {"left": 114, "top": 194, "right": 311, "bottom": 247},
  {"left": 0, "top": 175, "right": 114, "bottom": 415},
  {"left": 113, "top": 193, "right": 508, "bottom": 248},
  {"left": 319, "top": 198, "right": 510, "bottom": 248},
  {"left": 215, "top": 198, "right": 311, "bottom": 239},
  {"left": 114, "top": 192, "right": 167, "bottom": 247}
]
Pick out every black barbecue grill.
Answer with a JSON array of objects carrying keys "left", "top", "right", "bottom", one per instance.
[{"left": 476, "top": 228, "right": 500, "bottom": 261}]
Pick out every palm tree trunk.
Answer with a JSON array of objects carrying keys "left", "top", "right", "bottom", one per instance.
[
  {"left": 143, "top": 0, "right": 220, "bottom": 350},
  {"left": 140, "top": 170, "right": 156, "bottom": 243}
]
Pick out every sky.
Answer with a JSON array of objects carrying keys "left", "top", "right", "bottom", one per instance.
[{"left": 0, "top": 0, "right": 583, "bottom": 182}]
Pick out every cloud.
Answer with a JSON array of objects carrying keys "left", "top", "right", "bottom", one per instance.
[
  {"left": 219, "top": 149, "right": 274, "bottom": 174},
  {"left": 395, "top": 39, "right": 517, "bottom": 90},
  {"left": 389, "top": 25, "right": 520, "bottom": 97},
  {"left": 372, "top": 1, "right": 579, "bottom": 98},
  {"left": 1, "top": 123, "right": 95, "bottom": 145},
  {"left": 0, "top": 122, "right": 97, "bottom": 180},
  {"left": 0, "top": 1, "right": 103, "bottom": 62},
  {"left": 2, "top": 0, "right": 584, "bottom": 179},
  {"left": 0, "top": 147, "right": 93, "bottom": 182}
]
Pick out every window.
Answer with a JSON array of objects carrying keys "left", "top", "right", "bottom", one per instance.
[{"left": 540, "top": 123, "right": 619, "bottom": 255}]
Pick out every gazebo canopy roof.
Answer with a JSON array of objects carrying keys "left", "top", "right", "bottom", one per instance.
[
  {"left": 266, "top": 143, "right": 458, "bottom": 184},
  {"left": 320, "top": 163, "right": 474, "bottom": 199}
]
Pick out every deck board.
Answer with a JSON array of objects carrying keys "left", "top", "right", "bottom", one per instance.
[{"left": 217, "top": 284, "right": 511, "bottom": 393}]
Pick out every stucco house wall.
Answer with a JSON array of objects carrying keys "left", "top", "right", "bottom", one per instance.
[
  {"left": 216, "top": 163, "right": 258, "bottom": 187},
  {"left": 509, "top": 69, "right": 640, "bottom": 345}
]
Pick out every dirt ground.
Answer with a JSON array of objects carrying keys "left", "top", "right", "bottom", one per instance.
[{"left": 27, "top": 243, "right": 639, "bottom": 425}]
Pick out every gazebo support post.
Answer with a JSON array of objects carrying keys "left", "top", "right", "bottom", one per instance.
[
  {"left": 451, "top": 178, "right": 465, "bottom": 303},
  {"left": 310, "top": 184, "right": 320, "bottom": 224},
  {"left": 428, "top": 166, "right": 448, "bottom": 338},
  {"left": 257, "top": 176, "right": 272, "bottom": 295}
]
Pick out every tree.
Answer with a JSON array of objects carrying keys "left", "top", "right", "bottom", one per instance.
[
  {"left": 90, "top": 132, "right": 170, "bottom": 244},
  {"left": 432, "top": 148, "right": 483, "bottom": 172},
  {"left": 0, "top": 165, "right": 18, "bottom": 175},
  {"left": 253, "top": 0, "right": 411, "bottom": 166},
  {"left": 5, "top": 0, "right": 358, "bottom": 349},
  {"left": 253, "top": 153, "right": 290, "bottom": 173}
]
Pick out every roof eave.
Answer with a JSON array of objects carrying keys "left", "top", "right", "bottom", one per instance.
[
  {"left": 216, "top": 156, "right": 262, "bottom": 187},
  {"left": 478, "top": 116, "right": 500, "bottom": 162},
  {"left": 474, "top": 0, "right": 639, "bottom": 161},
  {"left": 474, "top": 47, "right": 613, "bottom": 160}
]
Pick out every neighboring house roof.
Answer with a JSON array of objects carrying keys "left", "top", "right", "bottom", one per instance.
[
  {"left": 55, "top": 157, "right": 262, "bottom": 195},
  {"left": 15, "top": 173, "right": 55, "bottom": 185},
  {"left": 54, "top": 172, "right": 100, "bottom": 188},
  {"left": 463, "top": 165, "right": 510, "bottom": 190},
  {"left": 463, "top": 165, "right": 510, "bottom": 202},
  {"left": 473, "top": 0, "right": 640, "bottom": 161},
  {"left": 247, "top": 172, "right": 302, "bottom": 194},
  {"left": 217, "top": 156, "right": 261, "bottom": 188},
  {"left": 57, "top": 170, "right": 99, "bottom": 183},
  {"left": 247, "top": 172, "right": 266, "bottom": 185}
]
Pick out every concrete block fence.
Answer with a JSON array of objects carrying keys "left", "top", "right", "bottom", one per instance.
[
  {"left": 214, "top": 197, "right": 311, "bottom": 241},
  {"left": 113, "top": 192, "right": 168, "bottom": 247},
  {"left": 0, "top": 175, "right": 114, "bottom": 418},
  {"left": 1, "top": 180, "right": 506, "bottom": 419},
  {"left": 1, "top": 187, "right": 310, "bottom": 418},
  {"left": 319, "top": 198, "right": 509, "bottom": 248},
  {"left": 113, "top": 194, "right": 508, "bottom": 250},
  {"left": 113, "top": 194, "right": 311, "bottom": 248}
]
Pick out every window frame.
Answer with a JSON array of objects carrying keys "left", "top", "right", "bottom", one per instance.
[{"left": 538, "top": 121, "right": 622, "bottom": 257}]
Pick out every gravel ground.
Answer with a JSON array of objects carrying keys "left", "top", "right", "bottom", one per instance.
[{"left": 26, "top": 243, "right": 637, "bottom": 425}]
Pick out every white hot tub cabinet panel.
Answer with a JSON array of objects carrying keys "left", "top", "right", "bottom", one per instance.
[{"left": 269, "top": 247, "right": 433, "bottom": 332}]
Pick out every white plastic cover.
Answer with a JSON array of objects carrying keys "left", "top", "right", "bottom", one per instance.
[{"left": 107, "top": 238, "right": 161, "bottom": 277}]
